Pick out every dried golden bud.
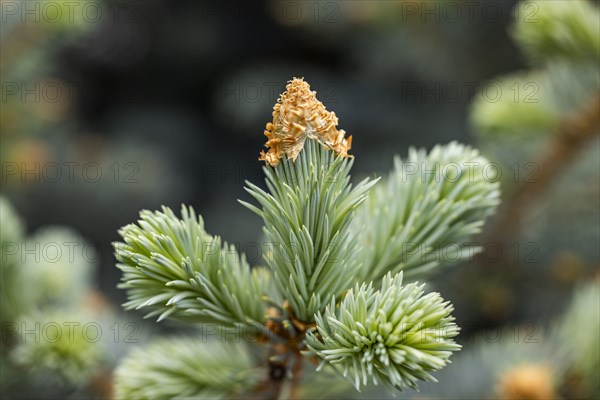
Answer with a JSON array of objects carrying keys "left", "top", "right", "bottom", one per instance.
[{"left": 259, "top": 77, "right": 353, "bottom": 166}]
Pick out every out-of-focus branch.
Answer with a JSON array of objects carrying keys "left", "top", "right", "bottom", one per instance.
[{"left": 486, "top": 94, "right": 600, "bottom": 247}]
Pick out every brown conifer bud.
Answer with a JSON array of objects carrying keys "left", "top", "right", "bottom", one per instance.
[
  {"left": 259, "top": 77, "right": 352, "bottom": 166},
  {"left": 496, "top": 363, "right": 556, "bottom": 400}
]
